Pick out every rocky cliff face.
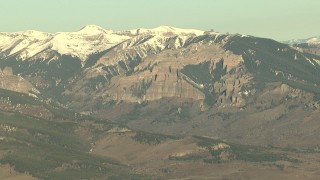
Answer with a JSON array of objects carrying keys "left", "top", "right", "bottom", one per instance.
[
  {"left": 0, "top": 67, "right": 39, "bottom": 97},
  {"left": 62, "top": 34, "right": 253, "bottom": 110}
]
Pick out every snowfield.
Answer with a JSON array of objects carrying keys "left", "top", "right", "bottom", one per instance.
[{"left": 0, "top": 25, "right": 206, "bottom": 63}]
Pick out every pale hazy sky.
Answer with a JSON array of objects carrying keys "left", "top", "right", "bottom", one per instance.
[{"left": 1, "top": 0, "right": 319, "bottom": 40}]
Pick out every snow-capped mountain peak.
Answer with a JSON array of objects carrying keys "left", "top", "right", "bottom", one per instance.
[
  {"left": 283, "top": 36, "right": 320, "bottom": 45},
  {"left": 49, "top": 29, "right": 130, "bottom": 61},
  {"left": 0, "top": 25, "right": 209, "bottom": 63},
  {"left": 129, "top": 26, "right": 205, "bottom": 36},
  {"left": 0, "top": 25, "right": 133, "bottom": 62},
  {"left": 306, "top": 37, "right": 320, "bottom": 45},
  {"left": 77, "top": 25, "right": 113, "bottom": 35}
]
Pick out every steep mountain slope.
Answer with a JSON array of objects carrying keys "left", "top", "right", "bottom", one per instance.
[{"left": 62, "top": 34, "right": 320, "bottom": 112}]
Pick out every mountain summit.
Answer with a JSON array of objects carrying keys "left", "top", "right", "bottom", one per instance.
[{"left": 78, "top": 24, "right": 113, "bottom": 35}]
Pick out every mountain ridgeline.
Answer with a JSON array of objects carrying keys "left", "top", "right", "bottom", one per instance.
[{"left": 1, "top": 26, "right": 319, "bottom": 111}]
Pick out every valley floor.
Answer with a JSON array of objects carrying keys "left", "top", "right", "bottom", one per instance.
[
  {"left": 92, "top": 132, "right": 320, "bottom": 180},
  {"left": 0, "top": 165, "right": 35, "bottom": 180}
]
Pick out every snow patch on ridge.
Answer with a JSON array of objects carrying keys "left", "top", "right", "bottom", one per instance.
[
  {"left": 313, "top": 58, "right": 320, "bottom": 66},
  {"left": 129, "top": 26, "right": 205, "bottom": 36}
]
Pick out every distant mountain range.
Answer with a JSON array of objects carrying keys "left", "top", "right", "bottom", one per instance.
[
  {"left": 282, "top": 36, "right": 320, "bottom": 45},
  {"left": 0, "top": 25, "right": 206, "bottom": 62},
  {"left": 1, "top": 25, "right": 320, "bottom": 179},
  {"left": 283, "top": 36, "right": 320, "bottom": 56},
  {"left": 0, "top": 25, "right": 319, "bottom": 110}
]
